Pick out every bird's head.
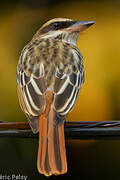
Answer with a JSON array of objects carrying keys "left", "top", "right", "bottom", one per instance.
[{"left": 37, "top": 18, "right": 95, "bottom": 45}]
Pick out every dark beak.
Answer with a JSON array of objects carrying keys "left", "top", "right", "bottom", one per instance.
[{"left": 67, "top": 20, "right": 95, "bottom": 32}]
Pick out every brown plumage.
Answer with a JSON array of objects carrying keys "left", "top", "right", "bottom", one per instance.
[{"left": 17, "top": 18, "right": 95, "bottom": 176}]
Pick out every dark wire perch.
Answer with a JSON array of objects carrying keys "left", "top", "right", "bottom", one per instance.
[{"left": 0, "top": 121, "right": 120, "bottom": 140}]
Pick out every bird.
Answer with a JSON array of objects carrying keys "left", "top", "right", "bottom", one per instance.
[{"left": 16, "top": 18, "right": 95, "bottom": 176}]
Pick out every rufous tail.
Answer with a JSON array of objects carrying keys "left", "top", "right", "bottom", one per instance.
[{"left": 37, "top": 98, "right": 67, "bottom": 176}]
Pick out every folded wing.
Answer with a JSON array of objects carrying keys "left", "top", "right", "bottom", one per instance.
[{"left": 53, "top": 48, "right": 84, "bottom": 117}]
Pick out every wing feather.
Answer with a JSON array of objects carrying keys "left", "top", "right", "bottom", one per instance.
[
  {"left": 53, "top": 48, "right": 84, "bottom": 116},
  {"left": 17, "top": 50, "right": 46, "bottom": 133}
]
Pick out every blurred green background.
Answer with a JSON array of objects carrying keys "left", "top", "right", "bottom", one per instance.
[{"left": 0, "top": 0, "right": 120, "bottom": 179}]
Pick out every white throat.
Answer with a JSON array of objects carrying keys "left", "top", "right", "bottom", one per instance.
[{"left": 40, "top": 31, "right": 79, "bottom": 46}]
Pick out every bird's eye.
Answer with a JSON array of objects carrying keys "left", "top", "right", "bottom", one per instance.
[{"left": 54, "top": 22, "right": 60, "bottom": 29}]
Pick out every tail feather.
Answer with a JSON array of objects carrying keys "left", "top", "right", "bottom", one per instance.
[
  {"left": 48, "top": 108, "right": 59, "bottom": 174},
  {"left": 37, "top": 115, "right": 52, "bottom": 176},
  {"left": 37, "top": 107, "right": 67, "bottom": 176},
  {"left": 58, "top": 123, "right": 67, "bottom": 173},
  {"left": 40, "top": 115, "right": 48, "bottom": 172}
]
